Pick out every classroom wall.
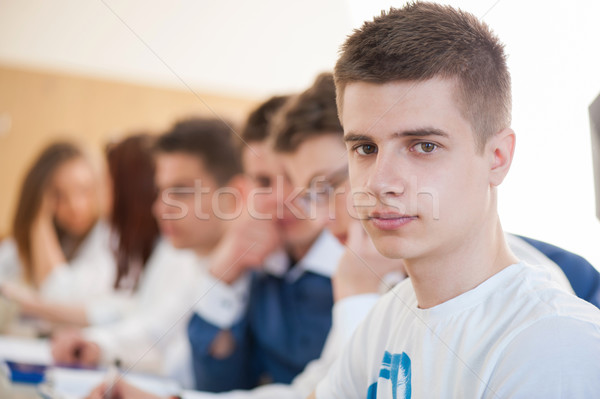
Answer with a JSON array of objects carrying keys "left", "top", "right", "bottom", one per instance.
[{"left": 0, "top": 64, "right": 258, "bottom": 237}]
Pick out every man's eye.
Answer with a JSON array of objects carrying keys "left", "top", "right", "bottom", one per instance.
[
  {"left": 356, "top": 144, "right": 377, "bottom": 155},
  {"left": 255, "top": 176, "right": 271, "bottom": 188},
  {"left": 415, "top": 142, "right": 437, "bottom": 153}
]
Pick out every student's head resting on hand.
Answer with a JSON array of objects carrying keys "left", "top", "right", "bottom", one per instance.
[
  {"left": 240, "top": 95, "right": 326, "bottom": 259},
  {"left": 13, "top": 141, "right": 100, "bottom": 281},
  {"left": 271, "top": 73, "right": 355, "bottom": 246}
]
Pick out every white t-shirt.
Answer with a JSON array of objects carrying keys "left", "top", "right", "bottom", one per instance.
[
  {"left": 84, "top": 247, "right": 204, "bottom": 388},
  {"left": 0, "top": 221, "right": 115, "bottom": 303},
  {"left": 316, "top": 262, "right": 600, "bottom": 399},
  {"left": 84, "top": 239, "right": 197, "bottom": 325}
]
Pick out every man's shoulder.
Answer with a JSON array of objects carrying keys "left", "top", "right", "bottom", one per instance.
[
  {"left": 488, "top": 304, "right": 600, "bottom": 396},
  {"left": 500, "top": 263, "right": 600, "bottom": 350},
  {"left": 516, "top": 262, "right": 600, "bottom": 316}
]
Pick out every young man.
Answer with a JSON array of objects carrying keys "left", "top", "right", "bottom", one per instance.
[
  {"left": 52, "top": 118, "right": 247, "bottom": 384},
  {"left": 277, "top": 76, "right": 597, "bottom": 309},
  {"left": 185, "top": 92, "right": 344, "bottom": 393},
  {"left": 311, "top": 4, "right": 600, "bottom": 398}
]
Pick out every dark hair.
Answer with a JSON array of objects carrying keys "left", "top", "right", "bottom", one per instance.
[
  {"left": 106, "top": 134, "right": 160, "bottom": 290},
  {"left": 241, "top": 95, "right": 290, "bottom": 143},
  {"left": 271, "top": 73, "right": 343, "bottom": 153},
  {"left": 335, "top": 2, "right": 511, "bottom": 149},
  {"left": 12, "top": 141, "right": 84, "bottom": 283},
  {"left": 155, "top": 118, "right": 243, "bottom": 185}
]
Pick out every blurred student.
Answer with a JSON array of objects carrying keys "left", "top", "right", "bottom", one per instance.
[
  {"left": 185, "top": 90, "right": 344, "bottom": 392},
  {"left": 52, "top": 119, "right": 246, "bottom": 385},
  {"left": 0, "top": 141, "right": 114, "bottom": 303},
  {"left": 5, "top": 135, "right": 197, "bottom": 332}
]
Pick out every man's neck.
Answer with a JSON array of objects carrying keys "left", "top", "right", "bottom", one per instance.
[
  {"left": 193, "top": 235, "right": 223, "bottom": 258},
  {"left": 406, "top": 217, "right": 518, "bottom": 309},
  {"left": 286, "top": 231, "right": 322, "bottom": 264}
]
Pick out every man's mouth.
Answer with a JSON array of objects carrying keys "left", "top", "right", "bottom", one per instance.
[{"left": 367, "top": 212, "right": 417, "bottom": 230}]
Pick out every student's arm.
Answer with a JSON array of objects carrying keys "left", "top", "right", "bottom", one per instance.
[
  {"left": 185, "top": 262, "right": 258, "bottom": 392},
  {"left": 0, "top": 283, "right": 89, "bottom": 326},
  {"left": 187, "top": 218, "right": 280, "bottom": 392},
  {"left": 188, "top": 310, "right": 257, "bottom": 391}
]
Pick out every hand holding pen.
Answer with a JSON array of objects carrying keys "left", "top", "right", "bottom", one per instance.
[{"left": 85, "top": 374, "right": 166, "bottom": 399}]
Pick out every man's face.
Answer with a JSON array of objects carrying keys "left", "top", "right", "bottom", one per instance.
[
  {"left": 152, "top": 152, "right": 224, "bottom": 253},
  {"left": 242, "top": 141, "right": 324, "bottom": 251},
  {"left": 342, "top": 78, "right": 493, "bottom": 261},
  {"left": 242, "top": 141, "right": 281, "bottom": 218},
  {"left": 281, "top": 134, "right": 354, "bottom": 245}
]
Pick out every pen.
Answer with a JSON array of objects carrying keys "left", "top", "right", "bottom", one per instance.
[{"left": 103, "top": 359, "right": 121, "bottom": 399}]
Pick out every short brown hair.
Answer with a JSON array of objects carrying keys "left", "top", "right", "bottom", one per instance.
[
  {"left": 271, "top": 72, "right": 343, "bottom": 153},
  {"left": 241, "top": 95, "right": 290, "bottom": 144},
  {"left": 335, "top": 2, "right": 511, "bottom": 149},
  {"left": 155, "top": 118, "right": 242, "bottom": 186}
]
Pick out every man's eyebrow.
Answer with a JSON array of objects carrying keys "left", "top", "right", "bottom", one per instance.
[
  {"left": 160, "top": 180, "right": 196, "bottom": 189},
  {"left": 344, "top": 128, "right": 449, "bottom": 143},
  {"left": 393, "top": 128, "right": 449, "bottom": 139},
  {"left": 343, "top": 133, "right": 372, "bottom": 143}
]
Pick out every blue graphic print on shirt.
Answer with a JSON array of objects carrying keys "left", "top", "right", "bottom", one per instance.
[{"left": 367, "top": 351, "right": 411, "bottom": 399}]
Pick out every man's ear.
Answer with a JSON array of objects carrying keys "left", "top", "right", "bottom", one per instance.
[{"left": 488, "top": 127, "right": 516, "bottom": 187}]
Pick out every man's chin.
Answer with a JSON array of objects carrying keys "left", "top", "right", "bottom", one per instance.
[
  {"left": 167, "top": 237, "right": 188, "bottom": 249},
  {"left": 369, "top": 235, "right": 408, "bottom": 260}
]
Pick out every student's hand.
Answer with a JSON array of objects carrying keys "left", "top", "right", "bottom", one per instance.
[
  {"left": 85, "top": 380, "right": 163, "bottom": 399},
  {"left": 51, "top": 329, "right": 101, "bottom": 366},
  {"left": 209, "top": 214, "right": 281, "bottom": 284},
  {"left": 36, "top": 188, "right": 57, "bottom": 221},
  {"left": 29, "top": 188, "right": 65, "bottom": 287},
  {"left": 333, "top": 221, "right": 406, "bottom": 301}
]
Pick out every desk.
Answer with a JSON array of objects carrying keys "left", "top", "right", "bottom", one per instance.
[{"left": 0, "top": 335, "right": 181, "bottom": 399}]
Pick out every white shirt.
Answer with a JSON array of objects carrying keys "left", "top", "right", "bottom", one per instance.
[
  {"left": 0, "top": 238, "right": 20, "bottom": 283},
  {"left": 84, "top": 244, "right": 202, "bottom": 387},
  {"left": 85, "top": 239, "right": 197, "bottom": 325},
  {"left": 0, "top": 221, "right": 116, "bottom": 304},
  {"left": 316, "top": 262, "right": 600, "bottom": 399}
]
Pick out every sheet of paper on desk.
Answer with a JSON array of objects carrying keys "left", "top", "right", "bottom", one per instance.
[
  {"left": 50, "top": 367, "right": 181, "bottom": 399},
  {"left": 0, "top": 336, "right": 52, "bottom": 365}
]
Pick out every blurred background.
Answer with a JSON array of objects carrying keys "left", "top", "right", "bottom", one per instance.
[{"left": 1, "top": 0, "right": 599, "bottom": 268}]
